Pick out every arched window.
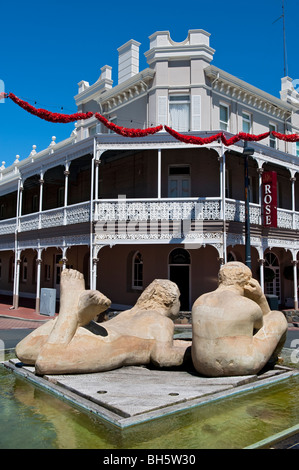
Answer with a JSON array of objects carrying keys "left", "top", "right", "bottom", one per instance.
[
  {"left": 132, "top": 252, "right": 143, "bottom": 289},
  {"left": 169, "top": 248, "right": 190, "bottom": 265},
  {"left": 227, "top": 251, "right": 236, "bottom": 262},
  {"left": 265, "top": 252, "right": 280, "bottom": 301}
]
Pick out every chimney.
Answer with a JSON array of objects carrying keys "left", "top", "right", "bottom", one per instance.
[{"left": 117, "top": 39, "right": 141, "bottom": 85}]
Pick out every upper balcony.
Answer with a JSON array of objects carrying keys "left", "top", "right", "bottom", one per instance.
[{"left": 0, "top": 196, "right": 297, "bottom": 243}]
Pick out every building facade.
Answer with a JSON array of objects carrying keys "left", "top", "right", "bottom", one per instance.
[{"left": 1, "top": 29, "right": 299, "bottom": 313}]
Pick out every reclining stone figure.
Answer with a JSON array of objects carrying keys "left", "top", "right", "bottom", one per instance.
[
  {"left": 191, "top": 261, "right": 288, "bottom": 377},
  {"left": 16, "top": 269, "right": 191, "bottom": 375}
]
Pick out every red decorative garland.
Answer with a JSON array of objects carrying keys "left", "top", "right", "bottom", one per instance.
[
  {"left": 272, "top": 131, "right": 299, "bottom": 142},
  {"left": 8, "top": 93, "right": 93, "bottom": 123},
  {"left": 164, "top": 126, "right": 223, "bottom": 145},
  {"left": 94, "top": 113, "right": 163, "bottom": 137},
  {"left": 164, "top": 127, "right": 271, "bottom": 147},
  {"left": 3, "top": 92, "right": 299, "bottom": 145},
  {"left": 220, "top": 131, "right": 270, "bottom": 146}
]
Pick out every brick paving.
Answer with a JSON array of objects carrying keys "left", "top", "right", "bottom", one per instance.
[{"left": 0, "top": 294, "right": 56, "bottom": 329}]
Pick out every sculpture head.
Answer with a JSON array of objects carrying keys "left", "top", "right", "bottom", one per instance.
[
  {"left": 135, "top": 279, "right": 180, "bottom": 319},
  {"left": 218, "top": 261, "right": 252, "bottom": 288}
]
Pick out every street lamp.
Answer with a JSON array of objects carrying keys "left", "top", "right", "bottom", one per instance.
[{"left": 243, "top": 142, "right": 255, "bottom": 269}]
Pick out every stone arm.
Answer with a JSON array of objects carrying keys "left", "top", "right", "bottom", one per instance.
[{"left": 243, "top": 278, "right": 270, "bottom": 316}]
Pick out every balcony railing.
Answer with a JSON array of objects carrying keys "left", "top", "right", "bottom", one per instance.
[
  {"left": 0, "top": 202, "right": 90, "bottom": 236},
  {"left": 0, "top": 198, "right": 298, "bottom": 239}
]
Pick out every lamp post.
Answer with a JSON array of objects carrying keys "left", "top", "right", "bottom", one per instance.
[{"left": 243, "top": 142, "right": 255, "bottom": 269}]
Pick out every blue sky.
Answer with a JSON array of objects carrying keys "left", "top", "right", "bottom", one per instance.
[{"left": 1, "top": 0, "right": 298, "bottom": 168}]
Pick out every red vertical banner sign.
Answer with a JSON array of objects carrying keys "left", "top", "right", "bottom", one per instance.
[{"left": 262, "top": 171, "right": 277, "bottom": 228}]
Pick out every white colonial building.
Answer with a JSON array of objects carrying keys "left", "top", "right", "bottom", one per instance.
[{"left": 1, "top": 29, "right": 299, "bottom": 313}]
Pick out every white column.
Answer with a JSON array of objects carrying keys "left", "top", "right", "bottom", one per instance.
[
  {"left": 13, "top": 250, "right": 21, "bottom": 309},
  {"left": 259, "top": 258, "right": 265, "bottom": 294},
  {"left": 61, "top": 247, "right": 68, "bottom": 271},
  {"left": 157, "top": 149, "right": 161, "bottom": 199},
  {"left": 38, "top": 171, "right": 44, "bottom": 229},
  {"left": 219, "top": 147, "right": 227, "bottom": 263},
  {"left": 291, "top": 175, "right": 296, "bottom": 230},
  {"left": 95, "top": 159, "right": 100, "bottom": 201},
  {"left": 293, "top": 259, "right": 298, "bottom": 310},
  {"left": 64, "top": 163, "right": 70, "bottom": 207},
  {"left": 39, "top": 172, "right": 44, "bottom": 212},
  {"left": 35, "top": 248, "right": 43, "bottom": 314},
  {"left": 19, "top": 183, "right": 23, "bottom": 220}
]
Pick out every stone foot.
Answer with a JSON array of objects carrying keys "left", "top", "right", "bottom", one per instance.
[{"left": 77, "top": 290, "right": 111, "bottom": 326}]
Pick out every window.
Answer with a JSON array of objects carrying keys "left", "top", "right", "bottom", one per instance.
[
  {"left": 296, "top": 142, "right": 299, "bottom": 157},
  {"left": 108, "top": 117, "right": 117, "bottom": 134},
  {"left": 169, "top": 248, "right": 190, "bottom": 265},
  {"left": 89, "top": 125, "right": 96, "bottom": 136},
  {"left": 22, "top": 257, "right": 28, "bottom": 282},
  {"left": 219, "top": 104, "right": 229, "bottom": 131},
  {"left": 269, "top": 123, "right": 277, "bottom": 149},
  {"left": 132, "top": 252, "right": 143, "bottom": 289},
  {"left": 227, "top": 251, "right": 236, "bottom": 262},
  {"left": 169, "top": 95, "right": 190, "bottom": 132},
  {"left": 45, "top": 264, "right": 51, "bottom": 281},
  {"left": 264, "top": 252, "right": 280, "bottom": 301},
  {"left": 242, "top": 112, "right": 252, "bottom": 133},
  {"left": 168, "top": 166, "right": 191, "bottom": 197}
]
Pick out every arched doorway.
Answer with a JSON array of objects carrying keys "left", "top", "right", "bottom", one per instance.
[
  {"left": 169, "top": 248, "right": 191, "bottom": 311},
  {"left": 264, "top": 252, "right": 281, "bottom": 302}
]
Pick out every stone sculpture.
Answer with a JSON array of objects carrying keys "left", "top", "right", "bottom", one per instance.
[
  {"left": 16, "top": 269, "right": 191, "bottom": 375},
  {"left": 191, "top": 261, "right": 288, "bottom": 377}
]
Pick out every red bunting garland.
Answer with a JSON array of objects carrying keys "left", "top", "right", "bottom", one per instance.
[
  {"left": 220, "top": 131, "right": 270, "bottom": 146},
  {"left": 272, "top": 131, "right": 299, "bottom": 142},
  {"left": 94, "top": 113, "right": 163, "bottom": 137},
  {"left": 2, "top": 91, "right": 299, "bottom": 145},
  {"left": 164, "top": 126, "right": 271, "bottom": 146},
  {"left": 164, "top": 126, "right": 223, "bottom": 145},
  {"left": 7, "top": 93, "right": 93, "bottom": 123}
]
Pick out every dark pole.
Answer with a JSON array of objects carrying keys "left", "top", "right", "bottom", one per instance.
[{"left": 244, "top": 142, "right": 254, "bottom": 269}]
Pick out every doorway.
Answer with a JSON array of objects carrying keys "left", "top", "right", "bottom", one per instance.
[{"left": 169, "top": 248, "right": 191, "bottom": 311}]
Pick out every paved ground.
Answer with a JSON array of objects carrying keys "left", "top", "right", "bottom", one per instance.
[{"left": 0, "top": 294, "right": 56, "bottom": 330}]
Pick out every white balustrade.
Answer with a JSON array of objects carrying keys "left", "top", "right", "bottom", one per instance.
[{"left": 0, "top": 199, "right": 297, "bottom": 239}]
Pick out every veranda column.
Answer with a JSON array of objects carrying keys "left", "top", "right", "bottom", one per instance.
[
  {"left": 258, "top": 258, "right": 265, "bottom": 293},
  {"left": 290, "top": 175, "right": 296, "bottom": 230},
  {"left": 64, "top": 162, "right": 70, "bottom": 207},
  {"left": 94, "top": 159, "right": 100, "bottom": 201},
  {"left": 18, "top": 182, "right": 24, "bottom": 221},
  {"left": 292, "top": 259, "right": 298, "bottom": 310},
  {"left": 61, "top": 247, "right": 68, "bottom": 271},
  {"left": 13, "top": 250, "right": 21, "bottom": 309},
  {"left": 38, "top": 171, "right": 44, "bottom": 229},
  {"left": 218, "top": 146, "right": 227, "bottom": 263},
  {"left": 35, "top": 248, "right": 43, "bottom": 314},
  {"left": 91, "top": 245, "right": 105, "bottom": 290},
  {"left": 157, "top": 149, "right": 161, "bottom": 199}
]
